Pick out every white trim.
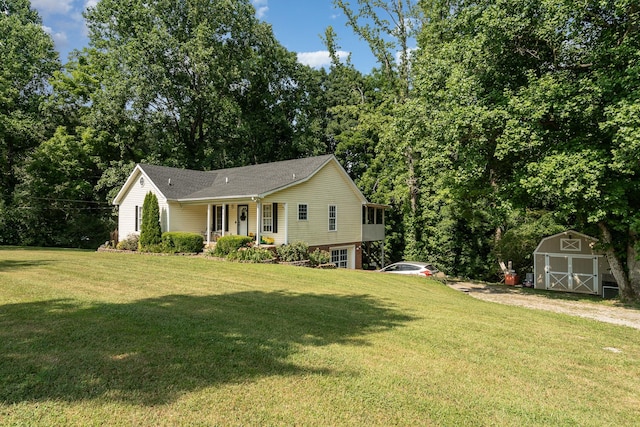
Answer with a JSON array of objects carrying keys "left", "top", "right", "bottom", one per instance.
[
  {"left": 534, "top": 230, "right": 597, "bottom": 254},
  {"left": 255, "top": 203, "right": 261, "bottom": 243},
  {"left": 560, "top": 238, "right": 581, "bottom": 251},
  {"left": 206, "top": 204, "right": 212, "bottom": 244},
  {"left": 330, "top": 245, "right": 355, "bottom": 269},
  {"left": 113, "top": 165, "right": 167, "bottom": 205},
  {"left": 261, "top": 202, "right": 273, "bottom": 233},
  {"left": 258, "top": 157, "right": 368, "bottom": 203},
  {"left": 284, "top": 203, "right": 289, "bottom": 244},
  {"left": 540, "top": 252, "right": 602, "bottom": 259},
  {"left": 544, "top": 253, "right": 599, "bottom": 294},
  {"left": 328, "top": 204, "right": 337, "bottom": 231},
  {"left": 221, "top": 204, "right": 227, "bottom": 237},
  {"left": 297, "top": 203, "right": 308, "bottom": 221}
]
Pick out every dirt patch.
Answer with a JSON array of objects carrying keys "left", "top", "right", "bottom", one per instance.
[{"left": 447, "top": 282, "right": 640, "bottom": 330}]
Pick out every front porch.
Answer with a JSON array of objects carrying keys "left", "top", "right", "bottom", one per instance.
[{"left": 198, "top": 201, "right": 287, "bottom": 247}]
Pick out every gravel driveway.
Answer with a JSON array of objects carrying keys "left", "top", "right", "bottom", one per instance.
[{"left": 448, "top": 282, "right": 640, "bottom": 330}]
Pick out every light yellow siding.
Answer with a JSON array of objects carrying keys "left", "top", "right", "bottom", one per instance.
[
  {"left": 168, "top": 204, "right": 208, "bottom": 235},
  {"left": 270, "top": 160, "right": 363, "bottom": 246}
]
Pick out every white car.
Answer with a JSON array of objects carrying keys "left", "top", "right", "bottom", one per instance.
[{"left": 378, "top": 261, "right": 439, "bottom": 277}]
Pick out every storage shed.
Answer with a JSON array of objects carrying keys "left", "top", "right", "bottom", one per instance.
[{"left": 533, "top": 230, "right": 617, "bottom": 297}]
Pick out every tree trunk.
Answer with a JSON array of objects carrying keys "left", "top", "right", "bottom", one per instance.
[
  {"left": 598, "top": 222, "right": 637, "bottom": 302},
  {"left": 626, "top": 228, "right": 640, "bottom": 300}
]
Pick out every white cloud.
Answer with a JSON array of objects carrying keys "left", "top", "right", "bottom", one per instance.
[
  {"left": 42, "top": 25, "right": 69, "bottom": 48},
  {"left": 297, "top": 50, "right": 350, "bottom": 69},
  {"left": 85, "top": 0, "right": 98, "bottom": 9},
  {"left": 31, "top": 0, "right": 74, "bottom": 15},
  {"left": 252, "top": 0, "right": 268, "bottom": 19}
]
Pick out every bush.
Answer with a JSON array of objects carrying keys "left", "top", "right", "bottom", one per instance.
[
  {"left": 227, "top": 247, "right": 274, "bottom": 263},
  {"left": 214, "top": 235, "right": 253, "bottom": 256},
  {"left": 309, "top": 248, "right": 331, "bottom": 266},
  {"left": 116, "top": 234, "right": 139, "bottom": 251},
  {"left": 139, "top": 192, "right": 162, "bottom": 250},
  {"left": 276, "top": 241, "right": 309, "bottom": 262},
  {"left": 161, "top": 232, "right": 204, "bottom": 253}
]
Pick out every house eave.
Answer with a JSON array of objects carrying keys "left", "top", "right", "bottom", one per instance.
[
  {"left": 112, "top": 165, "right": 168, "bottom": 205},
  {"left": 173, "top": 194, "right": 261, "bottom": 204}
]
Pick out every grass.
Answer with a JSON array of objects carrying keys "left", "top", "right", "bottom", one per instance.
[{"left": 1, "top": 247, "right": 639, "bottom": 426}]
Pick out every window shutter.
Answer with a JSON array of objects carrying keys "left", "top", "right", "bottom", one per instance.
[
  {"left": 225, "top": 205, "right": 229, "bottom": 232},
  {"left": 135, "top": 206, "right": 139, "bottom": 231},
  {"left": 272, "top": 203, "right": 278, "bottom": 233}
]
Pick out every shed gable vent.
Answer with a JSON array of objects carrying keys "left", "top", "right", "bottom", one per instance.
[{"left": 561, "top": 238, "right": 581, "bottom": 251}]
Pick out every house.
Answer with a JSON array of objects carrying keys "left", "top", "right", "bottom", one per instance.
[
  {"left": 112, "top": 154, "right": 387, "bottom": 269},
  {"left": 533, "top": 230, "right": 618, "bottom": 297}
]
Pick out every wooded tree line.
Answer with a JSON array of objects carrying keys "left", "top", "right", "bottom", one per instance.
[{"left": 2, "top": 0, "right": 639, "bottom": 300}]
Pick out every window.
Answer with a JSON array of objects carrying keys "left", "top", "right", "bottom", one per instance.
[
  {"left": 376, "top": 208, "right": 384, "bottom": 224},
  {"left": 135, "top": 206, "right": 142, "bottom": 232},
  {"left": 214, "top": 205, "right": 223, "bottom": 231},
  {"left": 262, "top": 203, "right": 273, "bottom": 232},
  {"left": 331, "top": 248, "right": 348, "bottom": 268},
  {"left": 367, "top": 206, "right": 375, "bottom": 224},
  {"left": 298, "top": 204, "right": 308, "bottom": 221},
  {"left": 328, "top": 205, "right": 337, "bottom": 231}
]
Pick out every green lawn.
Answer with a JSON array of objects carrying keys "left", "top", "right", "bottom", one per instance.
[{"left": 1, "top": 247, "right": 639, "bottom": 426}]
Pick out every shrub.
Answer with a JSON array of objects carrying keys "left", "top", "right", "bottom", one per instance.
[
  {"left": 116, "top": 234, "right": 139, "bottom": 251},
  {"left": 139, "top": 192, "right": 162, "bottom": 250},
  {"left": 161, "top": 232, "right": 204, "bottom": 253},
  {"left": 309, "top": 248, "right": 331, "bottom": 266},
  {"left": 276, "top": 241, "right": 309, "bottom": 262},
  {"left": 214, "top": 235, "right": 253, "bottom": 256},
  {"left": 227, "top": 247, "right": 274, "bottom": 263}
]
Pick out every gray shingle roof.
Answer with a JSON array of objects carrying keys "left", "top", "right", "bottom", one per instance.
[{"left": 139, "top": 154, "right": 335, "bottom": 201}]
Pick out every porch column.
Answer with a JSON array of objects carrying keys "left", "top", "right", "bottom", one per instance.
[
  {"left": 206, "top": 204, "right": 211, "bottom": 245},
  {"left": 255, "top": 202, "right": 261, "bottom": 245},
  {"left": 221, "top": 204, "right": 226, "bottom": 237},
  {"left": 284, "top": 203, "right": 288, "bottom": 244},
  {"left": 166, "top": 204, "right": 171, "bottom": 232}
]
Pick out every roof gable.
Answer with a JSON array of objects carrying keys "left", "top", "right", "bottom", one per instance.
[
  {"left": 533, "top": 230, "right": 598, "bottom": 254},
  {"left": 113, "top": 155, "right": 366, "bottom": 204}
]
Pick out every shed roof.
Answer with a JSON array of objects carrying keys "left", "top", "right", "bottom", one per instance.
[{"left": 533, "top": 230, "right": 598, "bottom": 254}]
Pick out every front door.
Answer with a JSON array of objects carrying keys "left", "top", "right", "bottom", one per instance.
[{"left": 237, "top": 205, "right": 248, "bottom": 236}]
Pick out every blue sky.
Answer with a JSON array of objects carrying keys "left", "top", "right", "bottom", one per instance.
[{"left": 31, "top": 0, "right": 378, "bottom": 73}]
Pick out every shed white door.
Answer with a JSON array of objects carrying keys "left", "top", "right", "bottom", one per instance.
[{"left": 544, "top": 254, "right": 599, "bottom": 294}]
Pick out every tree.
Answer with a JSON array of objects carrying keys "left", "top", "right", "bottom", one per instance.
[
  {"left": 411, "top": 0, "right": 640, "bottom": 299},
  {"left": 13, "top": 127, "right": 111, "bottom": 248},
  {"left": 80, "top": 0, "right": 323, "bottom": 172},
  {"left": 139, "top": 192, "right": 162, "bottom": 250},
  {"left": 0, "top": 0, "right": 59, "bottom": 243}
]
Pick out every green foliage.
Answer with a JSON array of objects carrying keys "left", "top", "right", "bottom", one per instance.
[
  {"left": 213, "top": 235, "right": 253, "bottom": 256},
  {"left": 0, "top": 1, "right": 59, "bottom": 205},
  {"left": 81, "top": 0, "right": 323, "bottom": 170},
  {"left": 308, "top": 249, "right": 331, "bottom": 267},
  {"left": 161, "top": 232, "right": 204, "bottom": 254},
  {"left": 116, "top": 233, "right": 139, "bottom": 251},
  {"left": 139, "top": 192, "right": 162, "bottom": 250},
  {"left": 226, "top": 247, "right": 274, "bottom": 263},
  {"left": 494, "top": 212, "right": 566, "bottom": 275},
  {"left": 276, "top": 241, "right": 309, "bottom": 262}
]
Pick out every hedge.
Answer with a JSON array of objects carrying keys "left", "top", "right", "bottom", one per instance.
[
  {"left": 161, "top": 232, "right": 204, "bottom": 253},
  {"left": 213, "top": 235, "right": 253, "bottom": 256}
]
